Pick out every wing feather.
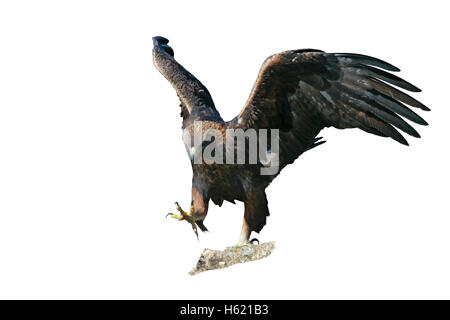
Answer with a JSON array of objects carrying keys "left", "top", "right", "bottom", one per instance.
[
  {"left": 336, "top": 82, "right": 428, "bottom": 125},
  {"left": 369, "top": 78, "right": 430, "bottom": 111},
  {"left": 232, "top": 49, "right": 428, "bottom": 172},
  {"left": 331, "top": 86, "right": 421, "bottom": 137},
  {"left": 349, "top": 64, "right": 421, "bottom": 92},
  {"left": 334, "top": 53, "right": 401, "bottom": 72}
]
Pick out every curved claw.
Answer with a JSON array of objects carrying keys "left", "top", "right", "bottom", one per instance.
[
  {"left": 174, "top": 202, "right": 185, "bottom": 214},
  {"left": 190, "top": 220, "right": 199, "bottom": 241},
  {"left": 249, "top": 238, "right": 259, "bottom": 245},
  {"left": 167, "top": 202, "right": 199, "bottom": 240}
]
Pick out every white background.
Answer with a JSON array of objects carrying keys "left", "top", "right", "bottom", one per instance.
[{"left": 0, "top": 0, "right": 449, "bottom": 299}]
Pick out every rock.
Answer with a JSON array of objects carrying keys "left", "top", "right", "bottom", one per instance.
[{"left": 189, "top": 241, "right": 275, "bottom": 275}]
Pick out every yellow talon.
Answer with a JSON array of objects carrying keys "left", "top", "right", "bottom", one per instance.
[
  {"left": 167, "top": 202, "right": 198, "bottom": 240},
  {"left": 235, "top": 238, "right": 259, "bottom": 247},
  {"left": 236, "top": 242, "right": 250, "bottom": 247},
  {"left": 167, "top": 213, "right": 184, "bottom": 220}
]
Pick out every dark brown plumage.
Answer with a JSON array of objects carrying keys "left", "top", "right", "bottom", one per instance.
[{"left": 153, "top": 36, "right": 429, "bottom": 243}]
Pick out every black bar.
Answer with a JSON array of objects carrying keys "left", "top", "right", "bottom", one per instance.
[{"left": 0, "top": 300, "right": 448, "bottom": 319}]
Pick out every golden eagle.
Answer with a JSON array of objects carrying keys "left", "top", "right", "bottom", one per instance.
[{"left": 153, "top": 36, "right": 429, "bottom": 245}]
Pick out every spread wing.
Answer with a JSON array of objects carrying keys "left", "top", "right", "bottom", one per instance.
[
  {"left": 152, "top": 36, "right": 223, "bottom": 124},
  {"left": 231, "top": 50, "right": 429, "bottom": 170}
]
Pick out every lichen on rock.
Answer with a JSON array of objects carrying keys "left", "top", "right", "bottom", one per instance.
[{"left": 189, "top": 241, "right": 275, "bottom": 275}]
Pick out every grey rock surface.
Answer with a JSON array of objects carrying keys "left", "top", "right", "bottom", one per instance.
[{"left": 189, "top": 241, "right": 275, "bottom": 275}]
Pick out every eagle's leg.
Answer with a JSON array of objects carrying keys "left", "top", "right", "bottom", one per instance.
[
  {"left": 238, "top": 218, "right": 251, "bottom": 245},
  {"left": 236, "top": 188, "right": 269, "bottom": 246},
  {"left": 166, "top": 201, "right": 199, "bottom": 239},
  {"left": 237, "top": 219, "right": 260, "bottom": 246}
]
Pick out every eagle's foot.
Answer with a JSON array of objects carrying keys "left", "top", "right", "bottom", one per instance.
[
  {"left": 236, "top": 242, "right": 250, "bottom": 247},
  {"left": 166, "top": 202, "right": 199, "bottom": 240},
  {"left": 235, "top": 238, "right": 259, "bottom": 247}
]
